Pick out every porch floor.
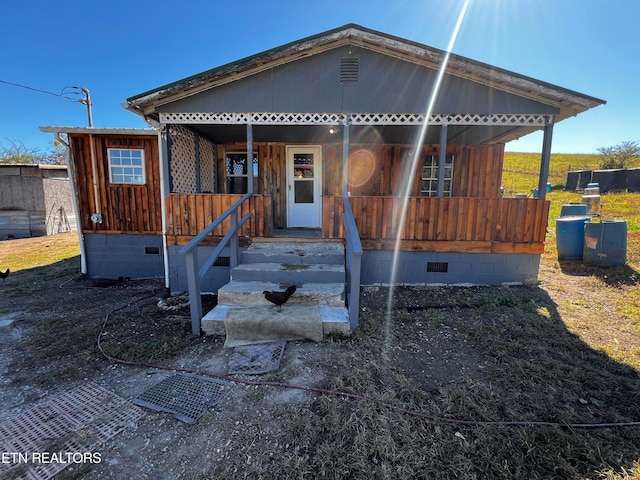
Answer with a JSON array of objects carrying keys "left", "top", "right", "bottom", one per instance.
[{"left": 272, "top": 228, "right": 322, "bottom": 239}]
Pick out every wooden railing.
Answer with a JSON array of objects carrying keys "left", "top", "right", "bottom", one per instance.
[
  {"left": 166, "top": 194, "right": 272, "bottom": 242},
  {"left": 341, "top": 195, "right": 363, "bottom": 331},
  {"left": 323, "top": 196, "right": 550, "bottom": 250},
  {"left": 168, "top": 193, "right": 271, "bottom": 334}
]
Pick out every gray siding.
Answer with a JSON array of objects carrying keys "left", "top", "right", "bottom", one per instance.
[
  {"left": 360, "top": 250, "right": 541, "bottom": 286},
  {"left": 84, "top": 234, "right": 164, "bottom": 279},
  {"left": 168, "top": 245, "right": 234, "bottom": 294},
  {"left": 159, "top": 46, "right": 559, "bottom": 116}
]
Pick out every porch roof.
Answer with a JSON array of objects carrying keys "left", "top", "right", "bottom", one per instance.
[
  {"left": 125, "top": 24, "right": 605, "bottom": 145},
  {"left": 39, "top": 126, "right": 157, "bottom": 136}
]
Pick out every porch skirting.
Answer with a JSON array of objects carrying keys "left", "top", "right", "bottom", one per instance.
[
  {"left": 167, "top": 243, "right": 541, "bottom": 295},
  {"left": 168, "top": 245, "right": 234, "bottom": 294},
  {"left": 84, "top": 233, "right": 165, "bottom": 280},
  {"left": 360, "top": 250, "right": 541, "bottom": 286}
]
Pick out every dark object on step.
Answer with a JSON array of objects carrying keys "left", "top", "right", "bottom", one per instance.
[
  {"left": 0, "top": 269, "right": 9, "bottom": 281},
  {"left": 263, "top": 285, "right": 296, "bottom": 311}
]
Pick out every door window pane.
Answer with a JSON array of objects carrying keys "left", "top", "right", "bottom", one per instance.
[{"left": 294, "top": 181, "right": 314, "bottom": 203}]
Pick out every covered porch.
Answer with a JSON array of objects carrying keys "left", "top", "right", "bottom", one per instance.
[{"left": 161, "top": 111, "right": 553, "bottom": 252}]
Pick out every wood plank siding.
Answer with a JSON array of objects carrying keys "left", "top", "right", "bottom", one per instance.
[
  {"left": 323, "top": 196, "right": 549, "bottom": 254},
  {"left": 165, "top": 193, "right": 272, "bottom": 245},
  {"left": 216, "top": 142, "right": 504, "bottom": 229},
  {"left": 69, "top": 134, "right": 162, "bottom": 234},
  {"left": 165, "top": 140, "right": 546, "bottom": 253}
]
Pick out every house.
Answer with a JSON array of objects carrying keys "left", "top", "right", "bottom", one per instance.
[
  {"left": 41, "top": 24, "right": 604, "bottom": 334},
  {"left": 0, "top": 164, "right": 75, "bottom": 239}
]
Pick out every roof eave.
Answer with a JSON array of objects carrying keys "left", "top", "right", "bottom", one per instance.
[{"left": 124, "top": 24, "right": 605, "bottom": 122}]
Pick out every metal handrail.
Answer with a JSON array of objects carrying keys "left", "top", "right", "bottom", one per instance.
[
  {"left": 180, "top": 191, "right": 253, "bottom": 335},
  {"left": 341, "top": 194, "right": 363, "bottom": 330}
]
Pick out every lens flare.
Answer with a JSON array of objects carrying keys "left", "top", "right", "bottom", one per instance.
[{"left": 384, "top": 0, "right": 472, "bottom": 343}]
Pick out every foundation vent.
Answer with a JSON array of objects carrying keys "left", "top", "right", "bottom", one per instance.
[
  {"left": 427, "top": 261, "right": 448, "bottom": 273},
  {"left": 213, "top": 256, "right": 230, "bottom": 267},
  {"left": 340, "top": 56, "right": 359, "bottom": 84}
]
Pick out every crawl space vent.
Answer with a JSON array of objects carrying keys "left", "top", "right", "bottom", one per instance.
[
  {"left": 427, "top": 261, "right": 448, "bottom": 273},
  {"left": 340, "top": 56, "right": 359, "bottom": 84},
  {"left": 213, "top": 256, "right": 230, "bottom": 267}
]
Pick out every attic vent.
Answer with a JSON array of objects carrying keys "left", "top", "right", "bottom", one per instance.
[
  {"left": 340, "top": 56, "right": 359, "bottom": 84},
  {"left": 427, "top": 262, "right": 448, "bottom": 273}
]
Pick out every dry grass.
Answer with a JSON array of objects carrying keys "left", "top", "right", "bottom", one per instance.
[{"left": 2, "top": 164, "right": 640, "bottom": 479}]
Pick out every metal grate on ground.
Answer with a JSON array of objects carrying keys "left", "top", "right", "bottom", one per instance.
[
  {"left": 228, "top": 341, "right": 286, "bottom": 375},
  {"left": 133, "top": 374, "right": 232, "bottom": 425},
  {"left": 0, "top": 382, "right": 144, "bottom": 480}
]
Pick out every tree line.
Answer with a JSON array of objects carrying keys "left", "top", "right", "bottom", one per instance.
[
  {"left": 1, "top": 138, "right": 638, "bottom": 169},
  {"left": 0, "top": 139, "right": 65, "bottom": 165}
]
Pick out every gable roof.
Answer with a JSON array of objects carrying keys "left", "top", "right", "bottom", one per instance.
[{"left": 125, "top": 23, "right": 604, "bottom": 141}]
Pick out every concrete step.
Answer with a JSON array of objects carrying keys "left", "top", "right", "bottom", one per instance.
[
  {"left": 201, "top": 304, "right": 350, "bottom": 340},
  {"left": 242, "top": 241, "right": 345, "bottom": 266},
  {"left": 230, "top": 262, "right": 345, "bottom": 284},
  {"left": 217, "top": 281, "right": 345, "bottom": 307}
]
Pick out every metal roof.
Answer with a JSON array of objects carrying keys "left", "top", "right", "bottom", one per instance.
[{"left": 39, "top": 126, "right": 157, "bottom": 136}]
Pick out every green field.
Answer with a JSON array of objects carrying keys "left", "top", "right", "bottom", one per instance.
[{"left": 504, "top": 152, "right": 640, "bottom": 268}]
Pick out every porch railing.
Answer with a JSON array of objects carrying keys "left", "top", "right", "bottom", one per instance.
[
  {"left": 180, "top": 193, "right": 253, "bottom": 335},
  {"left": 342, "top": 194, "right": 363, "bottom": 330},
  {"left": 324, "top": 196, "right": 550, "bottom": 246}
]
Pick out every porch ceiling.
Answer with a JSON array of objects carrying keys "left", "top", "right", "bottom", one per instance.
[{"left": 191, "top": 123, "right": 523, "bottom": 146}]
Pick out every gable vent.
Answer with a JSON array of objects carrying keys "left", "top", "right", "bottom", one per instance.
[{"left": 340, "top": 56, "right": 359, "bottom": 84}]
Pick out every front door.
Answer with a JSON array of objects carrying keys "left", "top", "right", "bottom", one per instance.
[{"left": 286, "top": 145, "right": 322, "bottom": 228}]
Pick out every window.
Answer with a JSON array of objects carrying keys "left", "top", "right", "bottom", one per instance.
[
  {"left": 226, "top": 152, "right": 258, "bottom": 194},
  {"left": 108, "top": 149, "right": 146, "bottom": 184},
  {"left": 421, "top": 154, "right": 454, "bottom": 197}
]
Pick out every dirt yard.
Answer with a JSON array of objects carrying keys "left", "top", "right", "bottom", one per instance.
[{"left": 1, "top": 233, "right": 639, "bottom": 479}]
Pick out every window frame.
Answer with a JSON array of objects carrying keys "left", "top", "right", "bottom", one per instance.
[
  {"left": 421, "top": 154, "right": 454, "bottom": 197},
  {"left": 225, "top": 151, "right": 258, "bottom": 194},
  {"left": 107, "top": 148, "right": 146, "bottom": 185}
]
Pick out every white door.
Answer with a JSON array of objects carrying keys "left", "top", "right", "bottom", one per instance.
[{"left": 286, "top": 145, "right": 322, "bottom": 228}]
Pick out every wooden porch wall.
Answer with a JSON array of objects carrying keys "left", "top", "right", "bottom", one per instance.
[
  {"left": 69, "top": 134, "right": 162, "bottom": 234},
  {"left": 216, "top": 142, "right": 504, "bottom": 229},
  {"left": 165, "top": 193, "right": 272, "bottom": 245},
  {"left": 323, "top": 196, "right": 549, "bottom": 254},
  {"left": 318, "top": 143, "right": 503, "bottom": 198}
]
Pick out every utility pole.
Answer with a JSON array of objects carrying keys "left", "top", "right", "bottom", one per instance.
[{"left": 77, "top": 87, "right": 93, "bottom": 127}]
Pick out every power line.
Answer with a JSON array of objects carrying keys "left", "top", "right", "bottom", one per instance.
[{"left": 0, "top": 79, "right": 82, "bottom": 101}]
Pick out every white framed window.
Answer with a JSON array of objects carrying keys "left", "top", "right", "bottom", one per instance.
[
  {"left": 108, "top": 148, "right": 146, "bottom": 184},
  {"left": 421, "top": 154, "right": 454, "bottom": 197},
  {"left": 225, "top": 152, "right": 258, "bottom": 194}
]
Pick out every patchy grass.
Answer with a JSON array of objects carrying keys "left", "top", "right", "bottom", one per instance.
[
  {"left": 0, "top": 232, "right": 80, "bottom": 272},
  {"left": 2, "top": 161, "right": 640, "bottom": 479},
  {"left": 269, "top": 286, "right": 640, "bottom": 480}
]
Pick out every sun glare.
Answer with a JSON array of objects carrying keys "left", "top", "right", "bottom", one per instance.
[{"left": 384, "top": 0, "right": 473, "bottom": 342}]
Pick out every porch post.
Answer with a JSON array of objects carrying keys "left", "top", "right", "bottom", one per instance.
[
  {"left": 247, "top": 122, "right": 254, "bottom": 195},
  {"left": 342, "top": 115, "right": 350, "bottom": 196},
  {"left": 158, "top": 128, "right": 171, "bottom": 291},
  {"left": 437, "top": 124, "right": 448, "bottom": 197},
  {"left": 537, "top": 116, "right": 554, "bottom": 200}
]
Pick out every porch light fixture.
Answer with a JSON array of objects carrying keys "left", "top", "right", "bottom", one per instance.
[{"left": 329, "top": 126, "right": 339, "bottom": 135}]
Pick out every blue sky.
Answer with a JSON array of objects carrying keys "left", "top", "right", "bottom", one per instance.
[{"left": 1, "top": 0, "right": 638, "bottom": 154}]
